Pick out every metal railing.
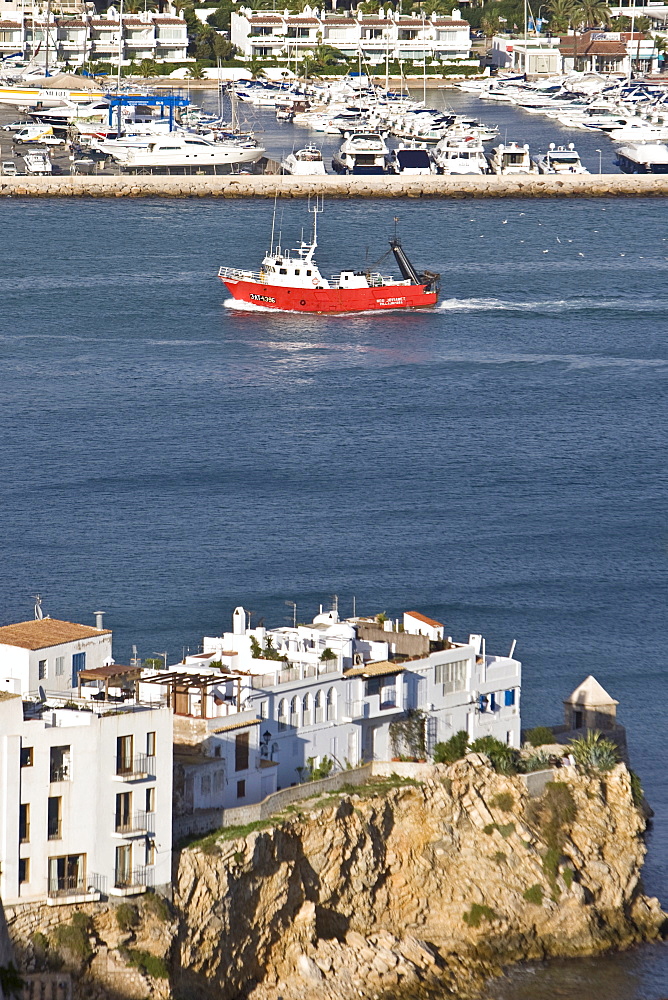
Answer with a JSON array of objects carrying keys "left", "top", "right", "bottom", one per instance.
[
  {"left": 48, "top": 872, "right": 106, "bottom": 898},
  {"left": 114, "top": 865, "right": 154, "bottom": 890},
  {"left": 114, "top": 811, "right": 154, "bottom": 836},
  {"left": 115, "top": 753, "right": 154, "bottom": 779},
  {"left": 219, "top": 265, "right": 263, "bottom": 282},
  {"left": 49, "top": 764, "right": 70, "bottom": 782}
]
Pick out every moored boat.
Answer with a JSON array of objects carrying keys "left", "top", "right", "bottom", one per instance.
[
  {"left": 219, "top": 201, "right": 439, "bottom": 314},
  {"left": 331, "top": 131, "right": 389, "bottom": 174},
  {"left": 615, "top": 142, "right": 668, "bottom": 173},
  {"left": 281, "top": 144, "right": 326, "bottom": 175},
  {"left": 486, "top": 142, "right": 537, "bottom": 175},
  {"left": 533, "top": 142, "right": 589, "bottom": 174}
]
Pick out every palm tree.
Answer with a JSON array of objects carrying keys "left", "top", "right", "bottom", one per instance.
[
  {"left": 480, "top": 12, "right": 500, "bottom": 40},
  {"left": 574, "top": 0, "right": 611, "bottom": 29},
  {"left": 246, "top": 58, "right": 266, "bottom": 80},
  {"left": 139, "top": 57, "right": 157, "bottom": 77},
  {"left": 187, "top": 62, "right": 206, "bottom": 79},
  {"left": 547, "top": 0, "right": 577, "bottom": 33},
  {"left": 312, "top": 43, "right": 345, "bottom": 68},
  {"left": 653, "top": 33, "right": 668, "bottom": 72}
]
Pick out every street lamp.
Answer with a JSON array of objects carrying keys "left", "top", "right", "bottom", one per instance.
[
  {"left": 152, "top": 651, "right": 168, "bottom": 671},
  {"left": 595, "top": 148, "right": 602, "bottom": 174}
]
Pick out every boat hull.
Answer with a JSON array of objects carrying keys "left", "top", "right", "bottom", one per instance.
[{"left": 221, "top": 278, "right": 437, "bottom": 313}]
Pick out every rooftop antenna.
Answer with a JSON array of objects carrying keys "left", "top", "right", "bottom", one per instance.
[
  {"left": 331, "top": 594, "right": 338, "bottom": 615},
  {"left": 33, "top": 594, "right": 43, "bottom": 620},
  {"left": 285, "top": 600, "right": 297, "bottom": 628}
]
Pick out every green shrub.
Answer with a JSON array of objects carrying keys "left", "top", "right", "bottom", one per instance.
[
  {"left": 525, "top": 726, "right": 555, "bottom": 747},
  {"left": 498, "top": 823, "right": 515, "bottom": 838},
  {"left": 526, "top": 781, "right": 577, "bottom": 852},
  {"left": 462, "top": 903, "right": 496, "bottom": 928},
  {"left": 70, "top": 911, "right": 93, "bottom": 933},
  {"left": 433, "top": 730, "right": 469, "bottom": 764},
  {"left": 489, "top": 792, "right": 514, "bottom": 812},
  {"left": 121, "top": 948, "right": 169, "bottom": 979},
  {"left": 562, "top": 867, "right": 575, "bottom": 889},
  {"left": 520, "top": 750, "right": 553, "bottom": 773},
  {"left": 629, "top": 770, "right": 644, "bottom": 807},
  {"left": 483, "top": 823, "right": 497, "bottom": 835},
  {"left": 143, "top": 892, "right": 171, "bottom": 923},
  {"left": 116, "top": 903, "right": 140, "bottom": 932},
  {"left": 523, "top": 883, "right": 544, "bottom": 905},
  {"left": 543, "top": 846, "right": 562, "bottom": 899},
  {"left": 52, "top": 921, "right": 92, "bottom": 961},
  {"left": 494, "top": 851, "right": 506, "bottom": 865},
  {"left": 31, "top": 932, "right": 49, "bottom": 957},
  {"left": 569, "top": 730, "right": 619, "bottom": 772},
  {"left": 469, "top": 736, "right": 519, "bottom": 775}
]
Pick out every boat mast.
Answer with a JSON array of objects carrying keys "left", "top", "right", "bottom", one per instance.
[{"left": 269, "top": 191, "right": 278, "bottom": 254}]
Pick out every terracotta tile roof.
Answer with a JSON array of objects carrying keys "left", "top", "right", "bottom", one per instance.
[
  {"left": 559, "top": 37, "right": 626, "bottom": 55},
  {"left": 404, "top": 610, "right": 443, "bottom": 629},
  {"left": 91, "top": 19, "right": 118, "bottom": 25},
  {"left": 153, "top": 17, "right": 184, "bottom": 23},
  {"left": 288, "top": 17, "right": 319, "bottom": 24},
  {"left": 325, "top": 17, "right": 356, "bottom": 23},
  {"left": 396, "top": 19, "right": 428, "bottom": 26},
  {"left": 210, "top": 716, "right": 261, "bottom": 733},
  {"left": 0, "top": 618, "right": 111, "bottom": 651},
  {"left": 58, "top": 19, "right": 87, "bottom": 26},
  {"left": 249, "top": 16, "right": 282, "bottom": 23},
  {"left": 433, "top": 19, "right": 469, "bottom": 26},
  {"left": 0, "top": 19, "right": 21, "bottom": 26},
  {"left": 360, "top": 17, "right": 392, "bottom": 24},
  {"left": 344, "top": 660, "right": 405, "bottom": 678}
]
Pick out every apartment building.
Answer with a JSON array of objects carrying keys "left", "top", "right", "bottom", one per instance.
[
  {"left": 175, "top": 603, "right": 521, "bottom": 793},
  {"left": 231, "top": 6, "right": 472, "bottom": 63},
  {"left": 0, "top": 692, "right": 172, "bottom": 906},
  {"left": 0, "top": 617, "right": 113, "bottom": 698}
]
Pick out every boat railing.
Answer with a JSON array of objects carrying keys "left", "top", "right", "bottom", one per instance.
[{"left": 219, "top": 266, "right": 264, "bottom": 282}]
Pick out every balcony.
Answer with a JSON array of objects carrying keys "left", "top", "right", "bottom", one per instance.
[
  {"left": 47, "top": 872, "right": 106, "bottom": 906},
  {"left": 114, "top": 754, "right": 154, "bottom": 781},
  {"left": 113, "top": 811, "right": 154, "bottom": 838},
  {"left": 110, "top": 865, "right": 154, "bottom": 897}
]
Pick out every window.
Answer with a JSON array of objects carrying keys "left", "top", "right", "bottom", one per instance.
[
  {"left": 145, "top": 787, "right": 156, "bottom": 813},
  {"left": 236, "top": 779, "right": 246, "bottom": 799},
  {"left": 213, "top": 769, "right": 224, "bottom": 793},
  {"left": 19, "top": 859, "right": 29, "bottom": 884},
  {"left": 50, "top": 745, "right": 71, "bottom": 782},
  {"left": 380, "top": 682, "right": 396, "bottom": 710},
  {"left": 115, "top": 792, "right": 132, "bottom": 833},
  {"left": 115, "top": 845, "right": 132, "bottom": 888},
  {"left": 434, "top": 659, "right": 468, "bottom": 695},
  {"left": 38, "top": 659, "right": 47, "bottom": 680},
  {"left": 277, "top": 699, "right": 287, "bottom": 731},
  {"left": 279, "top": 268, "right": 287, "bottom": 275},
  {"left": 326, "top": 687, "right": 336, "bottom": 721},
  {"left": 306, "top": 270, "right": 312, "bottom": 276},
  {"left": 71, "top": 651, "right": 86, "bottom": 687},
  {"left": 116, "top": 735, "right": 134, "bottom": 775},
  {"left": 294, "top": 269, "right": 300, "bottom": 275},
  {"left": 21, "top": 747, "right": 33, "bottom": 768},
  {"left": 48, "top": 797, "right": 62, "bottom": 840},
  {"left": 145, "top": 841, "right": 156, "bottom": 866},
  {"left": 49, "top": 854, "right": 86, "bottom": 895},
  {"left": 290, "top": 696, "right": 300, "bottom": 727},
  {"left": 55, "top": 656, "right": 64, "bottom": 677},
  {"left": 504, "top": 689, "right": 516, "bottom": 707},
  {"left": 146, "top": 732, "right": 156, "bottom": 757},
  {"left": 214, "top": 745, "right": 221, "bottom": 757},
  {"left": 235, "top": 731, "right": 249, "bottom": 772},
  {"left": 20, "top": 803, "right": 30, "bottom": 844},
  {"left": 201, "top": 774, "right": 211, "bottom": 796},
  {"left": 365, "top": 677, "right": 381, "bottom": 697},
  {"left": 315, "top": 690, "right": 324, "bottom": 723},
  {"left": 489, "top": 692, "right": 498, "bottom": 712},
  {"left": 260, "top": 700, "right": 268, "bottom": 720}
]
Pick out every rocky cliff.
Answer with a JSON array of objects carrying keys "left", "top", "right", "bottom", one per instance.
[
  {"left": 5, "top": 757, "right": 665, "bottom": 1000},
  {"left": 172, "top": 758, "right": 665, "bottom": 1000}
]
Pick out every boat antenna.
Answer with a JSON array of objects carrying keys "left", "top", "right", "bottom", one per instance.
[
  {"left": 393, "top": 215, "right": 399, "bottom": 241},
  {"left": 307, "top": 196, "right": 323, "bottom": 258},
  {"left": 269, "top": 190, "right": 278, "bottom": 254}
]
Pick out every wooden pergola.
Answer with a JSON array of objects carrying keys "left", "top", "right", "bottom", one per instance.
[
  {"left": 77, "top": 665, "right": 142, "bottom": 702},
  {"left": 141, "top": 671, "right": 242, "bottom": 718}
]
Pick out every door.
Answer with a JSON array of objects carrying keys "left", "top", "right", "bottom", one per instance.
[
  {"left": 115, "top": 844, "right": 132, "bottom": 887},
  {"left": 71, "top": 651, "right": 86, "bottom": 688}
]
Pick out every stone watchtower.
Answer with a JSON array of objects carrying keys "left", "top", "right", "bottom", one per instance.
[{"left": 563, "top": 675, "right": 619, "bottom": 733}]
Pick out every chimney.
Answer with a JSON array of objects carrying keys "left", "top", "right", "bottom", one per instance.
[{"left": 94, "top": 611, "right": 106, "bottom": 630}]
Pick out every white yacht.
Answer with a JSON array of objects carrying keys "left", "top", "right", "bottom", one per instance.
[
  {"left": 598, "top": 119, "right": 668, "bottom": 142},
  {"left": 487, "top": 142, "right": 537, "bottom": 175},
  {"left": 387, "top": 144, "right": 435, "bottom": 175},
  {"left": 533, "top": 143, "right": 589, "bottom": 175},
  {"left": 615, "top": 142, "right": 668, "bottom": 173},
  {"left": 432, "top": 135, "right": 488, "bottom": 175},
  {"left": 107, "top": 133, "right": 265, "bottom": 173},
  {"left": 21, "top": 148, "right": 51, "bottom": 174},
  {"left": 281, "top": 145, "right": 326, "bottom": 175},
  {"left": 331, "top": 131, "right": 389, "bottom": 174}
]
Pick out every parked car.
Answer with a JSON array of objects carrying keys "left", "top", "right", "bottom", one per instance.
[
  {"left": 2, "top": 120, "right": 31, "bottom": 132},
  {"left": 13, "top": 125, "right": 65, "bottom": 146}
]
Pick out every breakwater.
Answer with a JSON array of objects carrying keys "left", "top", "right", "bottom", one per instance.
[{"left": 3, "top": 173, "right": 668, "bottom": 198}]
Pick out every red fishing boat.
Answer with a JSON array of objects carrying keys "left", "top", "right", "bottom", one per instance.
[{"left": 219, "top": 201, "right": 439, "bottom": 314}]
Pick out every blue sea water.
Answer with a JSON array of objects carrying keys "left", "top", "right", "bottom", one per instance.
[{"left": 0, "top": 195, "right": 667, "bottom": 996}]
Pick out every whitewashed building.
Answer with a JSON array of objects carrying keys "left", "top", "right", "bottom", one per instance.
[
  {"left": 173, "top": 603, "right": 522, "bottom": 793},
  {"left": 231, "top": 7, "right": 471, "bottom": 64},
  {"left": 0, "top": 691, "right": 172, "bottom": 906},
  {"left": 0, "top": 617, "right": 113, "bottom": 698}
]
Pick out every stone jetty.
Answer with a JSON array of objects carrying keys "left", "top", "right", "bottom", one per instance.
[{"left": 2, "top": 173, "right": 668, "bottom": 198}]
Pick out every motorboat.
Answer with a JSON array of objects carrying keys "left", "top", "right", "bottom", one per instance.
[
  {"left": 533, "top": 143, "right": 589, "bottom": 174},
  {"left": 281, "top": 145, "right": 326, "bottom": 175},
  {"left": 615, "top": 142, "right": 668, "bottom": 173},
  {"left": 432, "top": 134, "right": 488, "bottom": 175},
  {"left": 331, "top": 131, "right": 389, "bottom": 174},
  {"left": 487, "top": 142, "right": 537, "bottom": 175},
  {"left": 21, "top": 148, "right": 52, "bottom": 174},
  {"left": 387, "top": 144, "right": 435, "bottom": 175},
  {"left": 219, "top": 200, "right": 439, "bottom": 314},
  {"left": 107, "top": 133, "right": 265, "bottom": 173},
  {"left": 598, "top": 119, "right": 668, "bottom": 142}
]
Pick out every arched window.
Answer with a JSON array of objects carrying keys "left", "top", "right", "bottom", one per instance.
[
  {"left": 277, "top": 699, "right": 287, "bottom": 731},
  {"left": 315, "top": 689, "right": 324, "bottom": 723},
  {"left": 290, "top": 696, "right": 300, "bottom": 728},
  {"left": 303, "top": 693, "right": 312, "bottom": 726},
  {"left": 326, "top": 687, "right": 336, "bottom": 722}
]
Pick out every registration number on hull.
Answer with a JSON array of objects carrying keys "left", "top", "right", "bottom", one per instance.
[
  {"left": 249, "top": 293, "right": 276, "bottom": 304},
  {"left": 377, "top": 297, "right": 406, "bottom": 307}
]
